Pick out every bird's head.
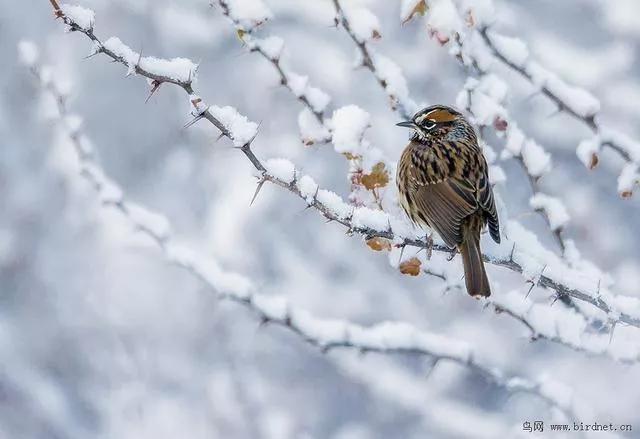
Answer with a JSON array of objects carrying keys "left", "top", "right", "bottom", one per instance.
[{"left": 396, "top": 105, "right": 469, "bottom": 143}]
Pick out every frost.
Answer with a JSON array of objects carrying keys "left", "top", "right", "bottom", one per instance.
[
  {"left": 208, "top": 105, "right": 258, "bottom": 146},
  {"left": 60, "top": 4, "right": 95, "bottom": 31},
  {"left": 530, "top": 194, "right": 569, "bottom": 231},
  {"left": 265, "top": 158, "right": 296, "bottom": 184},
  {"left": 329, "top": 105, "right": 371, "bottom": 155}
]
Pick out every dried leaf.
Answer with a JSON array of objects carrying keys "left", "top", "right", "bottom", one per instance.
[
  {"left": 366, "top": 237, "right": 392, "bottom": 252},
  {"left": 399, "top": 257, "right": 422, "bottom": 276},
  {"left": 493, "top": 116, "right": 508, "bottom": 132},
  {"left": 372, "top": 29, "right": 382, "bottom": 40},
  {"left": 403, "top": 0, "right": 428, "bottom": 24},
  {"left": 621, "top": 190, "right": 633, "bottom": 199},
  {"left": 588, "top": 153, "right": 599, "bottom": 170},
  {"left": 361, "top": 162, "right": 390, "bottom": 190},
  {"left": 236, "top": 29, "right": 246, "bottom": 41}
]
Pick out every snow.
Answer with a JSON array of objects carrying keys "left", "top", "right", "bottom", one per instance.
[
  {"left": 17, "top": 40, "right": 39, "bottom": 67},
  {"left": 304, "top": 86, "right": 331, "bottom": 114},
  {"left": 601, "top": 128, "right": 640, "bottom": 163},
  {"left": 528, "top": 63, "right": 600, "bottom": 118},
  {"left": 103, "top": 37, "right": 198, "bottom": 82},
  {"left": 252, "top": 294, "right": 289, "bottom": 321},
  {"left": 521, "top": 139, "right": 551, "bottom": 177},
  {"left": 316, "top": 189, "right": 352, "bottom": 219},
  {"left": 341, "top": 4, "right": 381, "bottom": 42},
  {"left": 351, "top": 207, "right": 390, "bottom": 232},
  {"left": 576, "top": 136, "right": 601, "bottom": 169},
  {"left": 265, "top": 158, "right": 296, "bottom": 184},
  {"left": 127, "top": 202, "right": 171, "bottom": 241},
  {"left": 400, "top": 0, "right": 423, "bottom": 22},
  {"left": 208, "top": 105, "right": 258, "bottom": 146},
  {"left": 298, "top": 109, "right": 330, "bottom": 144},
  {"left": 296, "top": 175, "right": 319, "bottom": 204},
  {"left": 488, "top": 33, "right": 529, "bottom": 67},
  {"left": 225, "top": 0, "right": 272, "bottom": 29},
  {"left": 329, "top": 105, "right": 371, "bottom": 156},
  {"left": 253, "top": 36, "right": 284, "bottom": 60},
  {"left": 617, "top": 163, "right": 639, "bottom": 197},
  {"left": 372, "top": 53, "right": 416, "bottom": 112},
  {"left": 529, "top": 194, "right": 570, "bottom": 231},
  {"left": 426, "top": 0, "right": 463, "bottom": 37},
  {"left": 60, "top": 4, "right": 95, "bottom": 31}
]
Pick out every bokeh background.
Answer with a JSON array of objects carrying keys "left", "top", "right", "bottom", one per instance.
[{"left": 1, "top": 0, "right": 639, "bottom": 438}]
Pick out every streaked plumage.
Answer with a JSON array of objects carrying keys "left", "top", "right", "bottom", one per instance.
[{"left": 396, "top": 105, "right": 500, "bottom": 297}]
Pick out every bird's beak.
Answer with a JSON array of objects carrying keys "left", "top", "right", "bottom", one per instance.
[{"left": 396, "top": 120, "right": 415, "bottom": 129}]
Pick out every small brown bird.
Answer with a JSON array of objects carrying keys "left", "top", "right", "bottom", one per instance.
[{"left": 396, "top": 105, "right": 500, "bottom": 297}]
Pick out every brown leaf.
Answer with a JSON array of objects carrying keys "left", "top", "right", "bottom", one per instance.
[
  {"left": 361, "top": 162, "right": 390, "bottom": 190},
  {"left": 366, "top": 237, "right": 392, "bottom": 252},
  {"left": 621, "top": 190, "right": 633, "bottom": 199},
  {"left": 588, "top": 153, "right": 599, "bottom": 170},
  {"left": 402, "top": 0, "right": 428, "bottom": 24},
  {"left": 372, "top": 29, "right": 382, "bottom": 40},
  {"left": 399, "top": 257, "right": 422, "bottom": 276},
  {"left": 493, "top": 116, "right": 508, "bottom": 132}
]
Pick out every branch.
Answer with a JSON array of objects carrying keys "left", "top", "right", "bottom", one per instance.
[
  {"left": 48, "top": 3, "right": 640, "bottom": 331},
  {"left": 478, "top": 26, "right": 640, "bottom": 195},
  {"left": 332, "top": 0, "right": 417, "bottom": 119},
  {"left": 22, "top": 37, "right": 581, "bottom": 420}
]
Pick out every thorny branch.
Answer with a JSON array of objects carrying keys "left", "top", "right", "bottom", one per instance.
[
  {"left": 26, "top": 36, "right": 580, "bottom": 419},
  {"left": 47, "top": 2, "right": 640, "bottom": 331},
  {"left": 478, "top": 27, "right": 639, "bottom": 170}
]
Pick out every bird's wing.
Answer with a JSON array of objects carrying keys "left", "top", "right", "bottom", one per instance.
[
  {"left": 477, "top": 170, "right": 501, "bottom": 244},
  {"left": 413, "top": 178, "right": 478, "bottom": 248}
]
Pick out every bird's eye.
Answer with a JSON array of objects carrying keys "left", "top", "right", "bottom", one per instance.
[{"left": 424, "top": 120, "right": 436, "bottom": 130}]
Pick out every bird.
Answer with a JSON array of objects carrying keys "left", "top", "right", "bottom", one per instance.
[{"left": 395, "top": 105, "right": 500, "bottom": 297}]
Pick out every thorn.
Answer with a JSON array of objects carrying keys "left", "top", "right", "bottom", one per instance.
[
  {"left": 525, "top": 281, "right": 535, "bottom": 298},
  {"left": 609, "top": 320, "right": 617, "bottom": 345},
  {"left": 398, "top": 244, "right": 406, "bottom": 264},
  {"left": 250, "top": 178, "right": 266, "bottom": 206},
  {"left": 550, "top": 294, "right": 559, "bottom": 306},
  {"left": 145, "top": 80, "right": 162, "bottom": 103},
  {"left": 509, "top": 243, "right": 516, "bottom": 261},
  {"left": 183, "top": 113, "right": 205, "bottom": 129}
]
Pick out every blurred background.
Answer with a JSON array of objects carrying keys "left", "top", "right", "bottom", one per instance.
[{"left": 1, "top": 0, "right": 639, "bottom": 437}]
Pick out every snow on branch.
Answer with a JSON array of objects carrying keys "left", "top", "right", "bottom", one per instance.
[
  {"left": 214, "top": 0, "right": 331, "bottom": 145},
  {"left": 402, "top": 1, "right": 640, "bottom": 196},
  {"left": 48, "top": 3, "right": 640, "bottom": 344},
  {"left": 332, "top": 0, "right": 417, "bottom": 119},
  {"left": 22, "top": 39, "right": 586, "bottom": 419}
]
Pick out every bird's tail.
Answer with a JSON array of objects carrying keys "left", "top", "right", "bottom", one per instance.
[{"left": 459, "top": 233, "right": 490, "bottom": 297}]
